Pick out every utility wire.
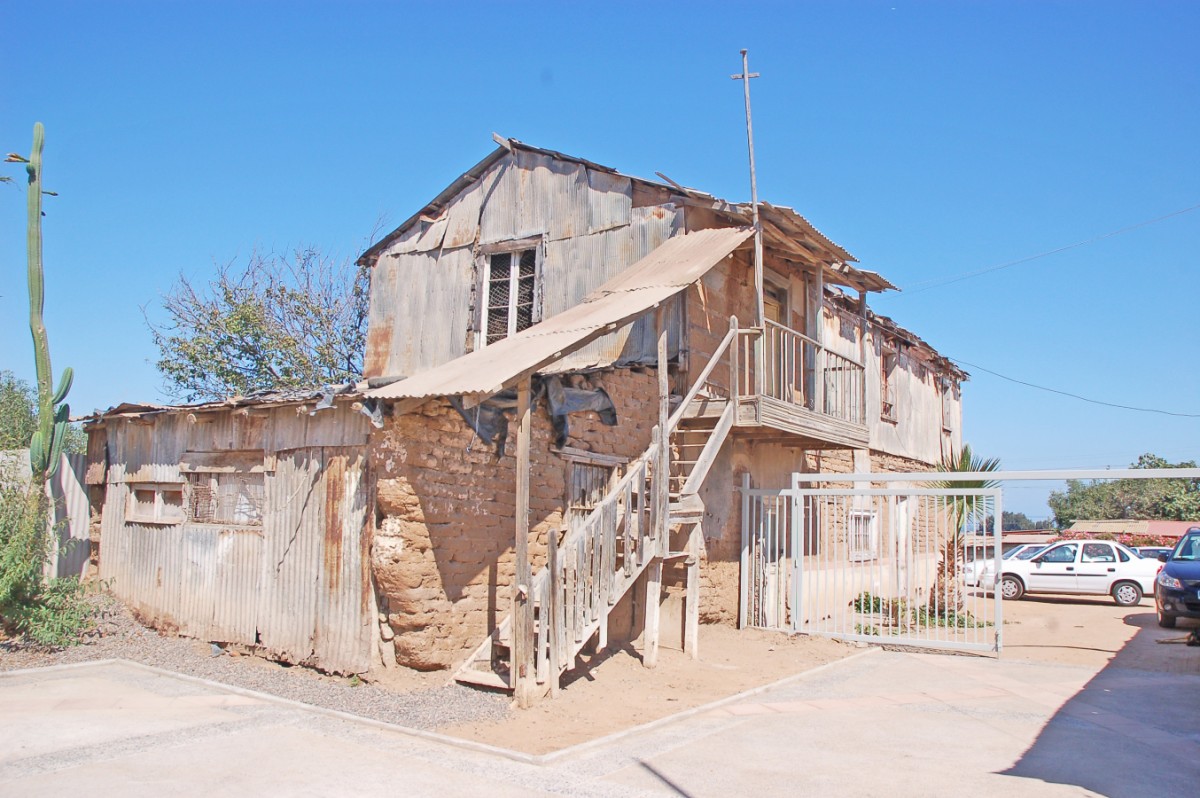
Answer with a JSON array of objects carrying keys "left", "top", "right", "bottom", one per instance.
[
  {"left": 902, "top": 202, "right": 1200, "bottom": 294},
  {"left": 949, "top": 357, "right": 1200, "bottom": 418}
]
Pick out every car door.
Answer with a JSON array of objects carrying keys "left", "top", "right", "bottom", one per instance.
[
  {"left": 1075, "top": 542, "right": 1119, "bottom": 595},
  {"left": 1027, "top": 542, "right": 1080, "bottom": 593}
]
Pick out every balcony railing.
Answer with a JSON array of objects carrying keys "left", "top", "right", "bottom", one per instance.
[{"left": 736, "top": 320, "right": 866, "bottom": 426}]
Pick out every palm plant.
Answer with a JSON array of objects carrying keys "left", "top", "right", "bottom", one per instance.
[{"left": 927, "top": 444, "right": 1000, "bottom": 615}]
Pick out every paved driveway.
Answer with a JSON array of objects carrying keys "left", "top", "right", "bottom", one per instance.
[{"left": 3, "top": 607, "right": 1198, "bottom": 797}]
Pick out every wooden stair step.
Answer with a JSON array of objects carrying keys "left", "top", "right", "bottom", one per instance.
[{"left": 455, "top": 668, "right": 512, "bottom": 691}]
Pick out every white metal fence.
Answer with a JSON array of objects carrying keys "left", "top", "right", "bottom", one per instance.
[{"left": 741, "top": 473, "right": 1003, "bottom": 654}]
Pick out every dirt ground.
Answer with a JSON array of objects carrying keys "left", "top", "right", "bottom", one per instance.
[
  {"left": 997, "top": 592, "right": 1200, "bottom": 674},
  {"left": 442, "top": 625, "right": 854, "bottom": 754}
]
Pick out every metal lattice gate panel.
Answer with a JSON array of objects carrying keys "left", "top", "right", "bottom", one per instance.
[{"left": 742, "top": 477, "right": 1002, "bottom": 655}]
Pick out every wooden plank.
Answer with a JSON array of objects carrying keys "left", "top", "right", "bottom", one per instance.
[
  {"left": 512, "top": 380, "right": 534, "bottom": 708},
  {"left": 456, "top": 669, "right": 511, "bottom": 691},
  {"left": 536, "top": 576, "right": 550, "bottom": 685},
  {"left": 178, "top": 449, "right": 268, "bottom": 474},
  {"left": 643, "top": 559, "right": 663, "bottom": 669},
  {"left": 622, "top": 481, "right": 634, "bottom": 577}
]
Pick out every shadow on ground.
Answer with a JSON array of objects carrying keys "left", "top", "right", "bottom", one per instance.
[{"left": 1002, "top": 609, "right": 1200, "bottom": 795}]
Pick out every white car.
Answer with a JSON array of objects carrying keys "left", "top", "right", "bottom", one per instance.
[
  {"left": 964, "top": 543, "right": 1047, "bottom": 588},
  {"left": 991, "top": 539, "right": 1160, "bottom": 606}
]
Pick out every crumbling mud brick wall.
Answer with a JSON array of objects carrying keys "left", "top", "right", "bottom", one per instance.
[{"left": 371, "top": 368, "right": 660, "bottom": 670}]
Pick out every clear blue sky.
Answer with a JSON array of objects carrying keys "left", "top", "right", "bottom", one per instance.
[{"left": 4, "top": 1, "right": 1198, "bottom": 518}]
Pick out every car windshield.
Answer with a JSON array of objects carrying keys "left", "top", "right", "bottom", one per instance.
[
  {"left": 1172, "top": 533, "right": 1200, "bottom": 561},
  {"left": 1014, "top": 545, "right": 1046, "bottom": 560}
]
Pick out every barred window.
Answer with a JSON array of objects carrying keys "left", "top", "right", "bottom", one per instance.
[
  {"left": 186, "top": 472, "right": 265, "bottom": 526},
  {"left": 849, "top": 510, "right": 879, "bottom": 562},
  {"left": 484, "top": 248, "right": 539, "bottom": 346}
]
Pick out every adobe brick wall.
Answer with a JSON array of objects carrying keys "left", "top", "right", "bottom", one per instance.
[{"left": 370, "top": 368, "right": 661, "bottom": 670}]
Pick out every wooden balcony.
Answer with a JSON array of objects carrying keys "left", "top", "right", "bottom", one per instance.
[{"left": 729, "top": 321, "right": 869, "bottom": 448}]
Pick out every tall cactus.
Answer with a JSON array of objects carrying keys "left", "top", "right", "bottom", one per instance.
[{"left": 22, "top": 122, "right": 72, "bottom": 482}]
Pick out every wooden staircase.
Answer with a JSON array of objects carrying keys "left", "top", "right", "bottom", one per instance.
[{"left": 454, "top": 322, "right": 740, "bottom": 700}]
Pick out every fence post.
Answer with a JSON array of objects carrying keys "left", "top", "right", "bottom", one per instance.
[
  {"left": 789, "top": 471, "right": 802, "bottom": 634},
  {"left": 739, "top": 472, "right": 751, "bottom": 629}
]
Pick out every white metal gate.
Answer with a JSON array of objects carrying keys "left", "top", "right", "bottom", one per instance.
[{"left": 741, "top": 473, "right": 1003, "bottom": 654}]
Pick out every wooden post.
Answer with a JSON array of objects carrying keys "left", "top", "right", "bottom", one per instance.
[
  {"left": 812, "top": 266, "right": 825, "bottom": 415},
  {"left": 739, "top": 472, "right": 751, "bottom": 629},
  {"left": 644, "top": 304, "right": 670, "bottom": 669},
  {"left": 512, "top": 379, "right": 534, "bottom": 707},
  {"left": 685, "top": 524, "right": 700, "bottom": 659},
  {"left": 857, "top": 288, "right": 868, "bottom": 424},
  {"left": 729, "top": 315, "right": 740, "bottom": 408},
  {"left": 547, "top": 524, "right": 561, "bottom": 697}
]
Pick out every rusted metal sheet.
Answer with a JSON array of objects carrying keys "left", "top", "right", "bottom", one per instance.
[
  {"left": 313, "top": 448, "right": 372, "bottom": 672},
  {"left": 365, "top": 246, "right": 474, "bottom": 378},
  {"left": 98, "top": 403, "right": 372, "bottom": 674},
  {"left": 368, "top": 226, "right": 752, "bottom": 403}
]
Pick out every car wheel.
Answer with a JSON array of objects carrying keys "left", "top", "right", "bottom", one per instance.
[
  {"left": 1157, "top": 606, "right": 1177, "bottom": 628},
  {"left": 999, "top": 575, "right": 1024, "bottom": 601},
  {"left": 1112, "top": 581, "right": 1142, "bottom": 607}
]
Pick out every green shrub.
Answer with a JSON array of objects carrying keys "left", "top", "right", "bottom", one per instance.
[{"left": 0, "top": 477, "right": 98, "bottom": 647}]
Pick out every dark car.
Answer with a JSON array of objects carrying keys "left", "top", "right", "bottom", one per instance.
[{"left": 1154, "top": 529, "right": 1200, "bottom": 627}]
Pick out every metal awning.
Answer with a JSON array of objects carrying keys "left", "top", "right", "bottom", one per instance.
[{"left": 367, "top": 226, "right": 753, "bottom": 403}]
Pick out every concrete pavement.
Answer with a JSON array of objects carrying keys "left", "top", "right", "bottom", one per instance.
[{"left": 3, "top": 630, "right": 1198, "bottom": 796}]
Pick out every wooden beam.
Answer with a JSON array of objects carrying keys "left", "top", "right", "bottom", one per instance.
[{"left": 512, "top": 379, "right": 535, "bottom": 707}]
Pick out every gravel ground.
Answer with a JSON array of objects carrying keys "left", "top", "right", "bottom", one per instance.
[{"left": 0, "top": 596, "right": 511, "bottom": 731}]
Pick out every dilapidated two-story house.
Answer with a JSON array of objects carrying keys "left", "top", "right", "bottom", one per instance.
[{"left": 86, "top": 137, "right": 964, "bottom": 704}]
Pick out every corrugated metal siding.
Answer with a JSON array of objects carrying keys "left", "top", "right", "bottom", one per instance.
[
  {"left": 365, "top": 150, "right": 682, "bottom": 378},
  {"left": 259, "top": 447, "right": 322, "bottom": 663},
  {"left": 46, "top": 452, "right": 89, "bottom": 579},
  {"left": 99, "top": 404, "right": 372, "bottom": 674}
]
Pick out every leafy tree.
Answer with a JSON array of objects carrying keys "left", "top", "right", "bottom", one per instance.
[
  {"left": 1001, "top": 510, "right": 1048, "bottom": 531},
  {"left": 1047, "top": 453, "right": 1200, "bottom": 528},
  {"left": 147, "top": 249, "right": 370, "bottom": 401},
  {"left": 0, "top": 371, "right": 38, "bottom": 450},
  {"left": 0, "top": 371, "right": 85, "bottom": 454}
]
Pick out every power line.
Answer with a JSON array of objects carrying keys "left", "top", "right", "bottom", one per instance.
[
  {"left": 949, "top": 356, "right": 1200, "bottom": 419},
  {"left": 901, "top": 202, "right": 1200, "bottom": 294}
]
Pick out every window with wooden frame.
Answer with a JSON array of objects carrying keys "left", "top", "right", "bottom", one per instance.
[
  {"left": 763, "top": 277, "right": 788, "bottom": 325},
  {"left": 186, "top": 472, "right": 265, "bottom": 526},
  {"left": 126, "top": 483, "right": 185, "bottom": 525},
  {"left": 880, "top": 349, "right": 898, "bottom": 423},
  {"left": 940, "top": 378, "right": 955, "bottom": 433},
  {"left": 479, "top": 240, "right": 543, "bottom": 348}
]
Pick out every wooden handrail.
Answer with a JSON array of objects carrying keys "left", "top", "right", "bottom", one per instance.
[{"left": 666, "top": 316, "right": 739, "bottom": 434}]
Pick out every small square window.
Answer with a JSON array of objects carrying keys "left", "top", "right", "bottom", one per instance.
[{"left": 126, "top": 483, "right": 185, "bottom": 525}]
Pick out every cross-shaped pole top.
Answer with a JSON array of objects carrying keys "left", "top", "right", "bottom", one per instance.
[{"left": 731, "top": 49, "right": 760, "bottom": 82}]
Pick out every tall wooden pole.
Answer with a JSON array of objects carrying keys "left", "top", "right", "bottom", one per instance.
[
  {"left": 512, "top": 379, "right": 534, "bottom": 706},
  {"left": 732, "top": 49, "right": 764, "bottom": 329},
  {"left": 644, "top": 304, "right": 669, "bottom": 669}
]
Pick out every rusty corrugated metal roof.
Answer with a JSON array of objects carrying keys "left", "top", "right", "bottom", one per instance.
[
  {"left": 366, "top": 226, "right": 753, "bottom": 402},
  {"left": 358, "top": 137, "right": 892, "bottom": 293}
]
